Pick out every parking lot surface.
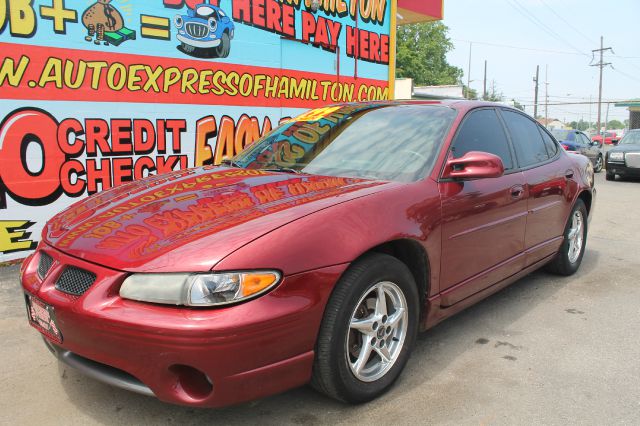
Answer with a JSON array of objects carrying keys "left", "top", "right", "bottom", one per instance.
[{"left": 1, "top": 172, "right": 639, "bottom": 426}]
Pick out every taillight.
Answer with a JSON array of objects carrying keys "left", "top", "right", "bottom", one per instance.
[{"left": 562, "top": 145, "right": 570, "bottom": 150}]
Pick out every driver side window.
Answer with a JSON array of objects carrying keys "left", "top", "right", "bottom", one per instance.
[
  {"left": 451, "top": 109, "right": 514, "bottom": 170},
  {"left": 579, "top": 134, "right": 592, "bottom": 146}
]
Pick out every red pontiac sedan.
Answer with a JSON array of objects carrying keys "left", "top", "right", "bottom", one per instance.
[{"left": 21, "top": 101, "right": 595, "bottom": 407}]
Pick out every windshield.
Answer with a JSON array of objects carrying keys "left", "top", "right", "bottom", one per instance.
[
  {"left": 620, "top": 131, "right": 640, "bottom": 145},
  {"left": 551, "top": 130, "right": 574, "bottom": 141},
  {"left": 231, "top": 104, "right": 457, "bottom": 182}
]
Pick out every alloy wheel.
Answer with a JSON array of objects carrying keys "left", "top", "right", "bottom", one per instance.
[
  {"left": 567, "top": 210, "right": 584, "bottom": 263},
  {"left": 346, "top": 281, "right": 408, "bottom": 382}
]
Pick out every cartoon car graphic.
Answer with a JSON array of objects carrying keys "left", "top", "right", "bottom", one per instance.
[{"left": 175, "top": 3, "right": 234, "bottom": 58}]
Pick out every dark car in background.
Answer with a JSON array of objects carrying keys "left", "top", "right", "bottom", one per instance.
[
  {"left": 552, "top": 129, "right": 604, "bottom": 172},
  {"left": 606, "top": 129, "right": 640, "bottom": 181}
]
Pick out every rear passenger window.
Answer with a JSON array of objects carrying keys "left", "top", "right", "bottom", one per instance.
[
  {"left": 539, "top": 128, "right": 559, "bottom": 157},
  {"left": 501, "top": 110, "right": 549, "bottom": 167},
  {"left": 451, "top": 109, "right": 514, "bottom": 170}
]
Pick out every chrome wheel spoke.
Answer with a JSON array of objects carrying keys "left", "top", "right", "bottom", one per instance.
[
  {"left": 350, "top": 316, "right": 376, "bottom": 335},
  {"left": 386, "top": 308, "right": 405, "bottom": 328},
  {"left": 374, "top": 285, "right": 388, "bottom": 318},
  {"left": 352, "top": 335, "right": 374, "bottom": 374},
  {"left": 375, "top": 344, "right": 392, "bottom": 364}
]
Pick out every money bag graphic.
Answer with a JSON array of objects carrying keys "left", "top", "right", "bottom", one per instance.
[{"left": 82, "top": 0, "right": 125, "bottom": 45}]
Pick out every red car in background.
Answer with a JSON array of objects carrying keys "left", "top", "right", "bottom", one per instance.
[
  {"left": 21, "top": 101, "right": 596, "bottom": 408},
  {"left": 592, "top": 131, "right": 620, "bottom": 145}
]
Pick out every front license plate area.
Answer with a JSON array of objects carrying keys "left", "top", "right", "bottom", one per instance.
[{"left": 25, "top": 294, "right": 62, "bottom": 344}]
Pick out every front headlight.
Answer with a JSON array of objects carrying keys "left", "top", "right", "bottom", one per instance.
[
  {"left": 174, "top": 15, "right": 184, "bottom": 29},
  {"left": 609, "top": 152, "right": 624, "bottom": 161},
  {"left": 208, "top": 17, "right": 218, "bottom": 32},
  {"left": 120, "top": 271, "right": 281, "bottom": 306}
]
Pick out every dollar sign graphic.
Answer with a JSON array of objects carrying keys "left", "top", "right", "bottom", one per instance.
[{"left": 104, "top": 4, "right": 116, "bottom": 31}]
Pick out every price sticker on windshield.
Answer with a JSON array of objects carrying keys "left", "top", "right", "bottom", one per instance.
[{"left": 293, "top": 106, "right": 342, "bottom": 122}]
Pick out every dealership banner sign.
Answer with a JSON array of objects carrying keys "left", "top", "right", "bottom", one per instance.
[{"left": 0, "top": 0, "right": 393, "bottom": 261}]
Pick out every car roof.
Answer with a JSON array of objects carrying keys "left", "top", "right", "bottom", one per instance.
[{"left": 330, "top": 99, "right": 524, "bottom": 114}]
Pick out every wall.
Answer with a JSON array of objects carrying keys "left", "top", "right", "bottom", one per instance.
[{"left": 0, "top": 0, "right": 393, "bottom": 262}]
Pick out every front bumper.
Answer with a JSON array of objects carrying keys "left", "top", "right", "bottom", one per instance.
[
  {"left": 176, "top": 34, "right": 221, "bottom": 48},
  {"left": 606, "top": 161, "right": 640, "bottom": 177},
  {"left": 21, "top": 245, "right": 345, "bottom": 407}
]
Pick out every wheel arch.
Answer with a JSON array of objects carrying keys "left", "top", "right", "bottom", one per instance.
[
  {"left": 358, "top": 239, "right": 430, "bottom": 319},
  {"left": 577, "top": 189, "right": 592, "bottom": 215}
]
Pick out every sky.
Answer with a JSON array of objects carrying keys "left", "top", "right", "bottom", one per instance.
[{"left": 442, "top": 0, "right": 640, "bottom": 126}]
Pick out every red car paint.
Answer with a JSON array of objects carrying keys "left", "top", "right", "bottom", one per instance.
[
  {"left": 592, "top": 131, "right": 619, "bottom": 145},
  {"left": 21, "top": 100, "right": 596, "bottom": 407}
]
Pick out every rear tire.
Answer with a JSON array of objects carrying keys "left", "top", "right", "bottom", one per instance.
[
  {"left": 311, "top": 253, "right": 419, "bottom": 403},
  {"left": 546, "top": 199, "right": 588, "bottom": 276}
]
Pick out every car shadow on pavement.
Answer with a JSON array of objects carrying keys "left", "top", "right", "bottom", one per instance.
[{"left": 56, "top": 249, "right": 601, "bottom": 425}]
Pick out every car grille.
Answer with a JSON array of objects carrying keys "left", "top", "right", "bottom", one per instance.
[
  {"left": 55, "top": 267, "right": 97, "bottom": 296},
  {"left": 37, "top": 252, "right": 54, "bottom": 279},
  {"left": 186, "top": 22, "right": 209, "bottom": 39},
  {"left": 625, "top": 153, "right": 640, "bottom": 168}
]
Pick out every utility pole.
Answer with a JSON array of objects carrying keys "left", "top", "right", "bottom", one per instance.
[
  {"left": 467, "top": 42, "right": 473, "bottom": 99},
  {"left": 483, "top": 60, "right": 487, "bottom": 100},
  {"left": 588, "top": 95, "right": 593, "bottom": 129},
  {"left": 533, "top": 65, "right": 539, "bottom": 119},
  {"left": 545, "top": 65, "right": 549, "bottom": 126},
  {"left": 591, "top": 36, "right": 612, "bottom": 133}
]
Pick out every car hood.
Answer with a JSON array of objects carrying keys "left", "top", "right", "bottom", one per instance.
[
  {"left": 609, "top": 144, "right": 640, "bottom": 153},
  {"left": 43, "top": 167, "right": 393, "bottom": 272}
]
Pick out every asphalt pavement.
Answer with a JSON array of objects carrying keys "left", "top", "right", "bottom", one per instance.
[{"left": 1, "top": 171, "right": 639, "bottom": 426}]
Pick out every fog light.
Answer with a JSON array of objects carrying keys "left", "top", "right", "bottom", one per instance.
[{"left": 169, "top": 364, "right": 213, "bottom": 400}]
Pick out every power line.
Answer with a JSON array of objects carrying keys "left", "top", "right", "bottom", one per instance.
[
  {"left": 517, "top": 100, "right": 626, "bottom": 107},
  {"left": 452, "top": 38, "right": 587, "bottom": 56},
  {"left": 610, "top": 66, "right": 640, "bottom": 85},
  {"left": 538, "top": 0, "right": 596, "bottom": 45},
  {"left": 505, "top": 0, "right": 587, "bottom": 56},
  {"left": 610, "top": 53, "right": 640, "bottom": 74}
]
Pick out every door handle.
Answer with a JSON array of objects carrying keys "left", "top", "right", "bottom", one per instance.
[
  {"left": 510, "top": 185, "right": 524, "bottom": 199},
  {"left": 565, "top": 170, "right": 574, "bottom": 179}
]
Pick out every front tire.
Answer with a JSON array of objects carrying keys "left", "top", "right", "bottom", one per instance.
[
  {"left": 546, "top": 199, "right": 588, "bottom": 276},
  {"left": 311, "top": 253, "right": 419, "bottom": 403},
  {"left": 594, "top": 155, "right": 603, "bottom": 173},
  {"left": 216, "top": 33, "right": 230, "bottom": 58}
]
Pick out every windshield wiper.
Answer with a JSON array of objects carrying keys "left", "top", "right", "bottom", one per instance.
[
  {"left": 261, "top": 167, "right": 305, "bottom": 175},
  {"left": 220, "top": 159, "right": 242, "bottom": 168}
]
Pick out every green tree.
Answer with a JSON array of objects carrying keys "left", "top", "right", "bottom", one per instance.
[
  {"left": 569, "top": 120, "right": 590, "bottom": 131},
  {"left": 511, "top": 99, "right": 524, "bottom": 111},
  {"left": 396, "top": 22, "right": 463, "bottom": 86},
  {"left": 463, "top": 85, "right": 478, "bottom": 100},
  {"left": 482, "top": 81, "right": 504, "bottom": 102},
  {"left": 607, "top": 119, "right": 623, "bottom": 129}
]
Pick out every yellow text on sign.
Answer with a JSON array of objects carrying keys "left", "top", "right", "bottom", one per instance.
[{"left": 0, "top": 221, "right": 37, "bottom": 254}]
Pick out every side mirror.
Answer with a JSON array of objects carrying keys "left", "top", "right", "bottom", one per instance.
[{"left": 442, "top": 151, "right": 505, "bottom": 180}]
